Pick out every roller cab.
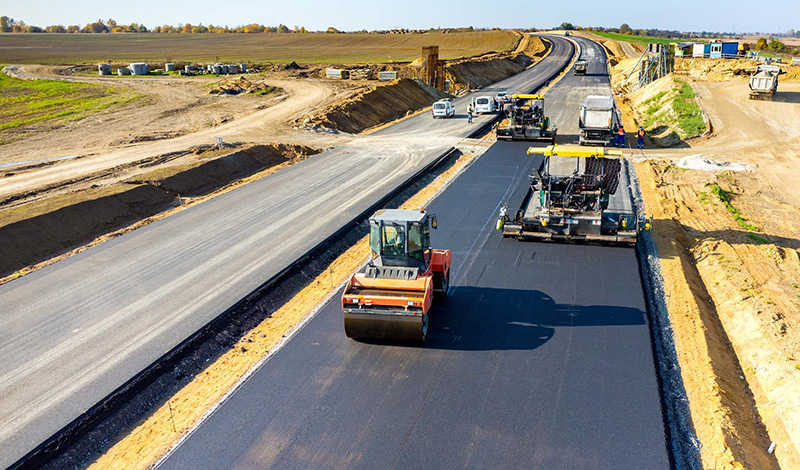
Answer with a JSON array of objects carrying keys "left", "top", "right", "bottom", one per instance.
[{"left": 342, "top": 209, "right": 451, "bottom": 343}]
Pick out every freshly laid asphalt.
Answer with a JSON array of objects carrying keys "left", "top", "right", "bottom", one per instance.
[
  {"left": 158, "top": 37, "right": 669, "bottom": 470},
  {"left": 0, "top": 38, "right": 574, "bottom": 467}
]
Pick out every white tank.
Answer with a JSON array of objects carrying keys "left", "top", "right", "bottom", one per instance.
[{"left": 129, "top": 62, "right": 149, "bottom": 75}]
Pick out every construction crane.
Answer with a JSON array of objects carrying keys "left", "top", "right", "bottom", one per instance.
[
  {"left": 341, "top": 209, "right": 451, "bottom": 342},
  {"left": 498, "top": 145, "right": 650, "bottom": 245}
]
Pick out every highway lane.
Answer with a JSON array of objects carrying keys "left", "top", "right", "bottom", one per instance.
[
  {"left": 0, "top": 37, "right": 573, "bottom": 467},
  {"left": 158, "top": 37, "right": 669, "bottom": 470}
]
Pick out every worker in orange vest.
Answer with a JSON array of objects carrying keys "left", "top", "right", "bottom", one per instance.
[
  {"left": 637, "top": 126, "right": 645, "bottom": 149},
  {"left": 616, "top": 126, "right": 626, "bottom": 148}
]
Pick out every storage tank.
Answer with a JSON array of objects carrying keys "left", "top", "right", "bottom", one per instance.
[
  {"left": 98, "top": 64, "right": 112, "bottom": 76},
  {"left": 211, "top": 64, "right": 221, "bottom": 74},
  {"left": 129, "top": 62, "right": 149, "bottom": 75},
  {"left": 165, "top": 63, "right": 177, "bottom": 72},
  {"left": 117, "top": 67, "right": 132, "bottom": 76},
  {"left": 228, "top": 64, "right": 239, "bottom": 74},
  {"left": 240, "top": 63, "right": 248, "bottom": 72},
  {"left": 184, "top": 65, "right": 196, "bottom": 73},
  {"left": 220, "top": 64, "right": 230, "bottom": 74}
]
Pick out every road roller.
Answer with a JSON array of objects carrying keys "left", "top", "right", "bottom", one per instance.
[{"left": 341, "top": 208, "right": 451, "bottom": 343}]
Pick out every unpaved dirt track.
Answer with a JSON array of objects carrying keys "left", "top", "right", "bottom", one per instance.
[
  {"left": 0, "top": 70, "right": 351, "bottom": 201},
  {"left": 0, "top": 36, "right": 574, "bottom": 468},
  {"left": 157, "top": 37, "right": 669, "bottom": 470}
]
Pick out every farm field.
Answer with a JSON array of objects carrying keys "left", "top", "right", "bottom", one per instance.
[
  {"left": 0, "top": 30, "right": 518, "bottom": 65},
  {"left": 592, "top": 31, "right": 677, "bottom": 46}
]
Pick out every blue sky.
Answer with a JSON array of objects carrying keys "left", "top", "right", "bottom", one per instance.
[{"left": 1, "top": 0, "right": 798, "bottom": 33}]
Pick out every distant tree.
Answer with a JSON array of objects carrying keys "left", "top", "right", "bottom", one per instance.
[
  {"left": 12, "top": 21, "right": 26, "bottom": 32},
  {"left": 559, "top": 22, "right": 575, "bottom": 30},
  {"left": 619, "top": 23, "right": 631, "bottom": 34},
  {"left": 67, "top": 24, "right": 79, "bottom": 33},
  {"left": 1, "top": 16, "right": 14, "bottom": 32},
  {"left": 277, "top": 23, "right": 289, "bottom": 33},
  {"left": 326, "top": 26, "right": 340, "bottom": 33},
  {"left": 788, "top": 29, "right": 796, "bottom": 38},
  {"left": 26, "top": 25, "right": 43, "bottom": 33},
  {"left": 82, "top": 20, "right": 108, "bottom": 33},
  {"left": 756, "top": 38, "right": 768, "bottom": 50},
  {"left": 768, "top": 38, "right": 786, "bottom": 51},
  {"left": 106, "top": 18, "right": 117, "bottom": 30},
  {"left": 46, "top": 25, "right": 66, "bottom": 33}
]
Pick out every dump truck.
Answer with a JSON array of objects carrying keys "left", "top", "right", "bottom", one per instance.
[
  {"left": 341, "top": 209, "right": 451, "bottom": 342},
  {"left": 574, "top": 59, "right": 588, "bottom": 76},
  {"left": 749, "top": 64, "right": 780, "bottom": 100},
  {"left": 578, "top": 95, "right": 621, "bottom": 146},
  {"left": 498, "top": 145, "right": 649, "bottom": 245},
  {"left": 495, "top": 94, "right": 557, "bottom": 143}
]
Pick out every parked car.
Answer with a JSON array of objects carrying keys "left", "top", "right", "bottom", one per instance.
[
  {"left": 432, "top": 99, "right": 455, "bottom": 118},
  {"left": 472, "top": 95, "right": 496, "bottom": 114},
  {"left": 495, "top": 92, "right": 512, "bottom": 104}
]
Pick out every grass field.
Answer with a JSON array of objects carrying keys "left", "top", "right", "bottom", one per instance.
[
  {"left": 592, "top": 31, "right": 677, "bottom": 46},
  {"left": 0, "top": 71, "right": 140, "bottom": 144},
  {"left": 0, "top": 31, "right": 518, "bottom": 65}
]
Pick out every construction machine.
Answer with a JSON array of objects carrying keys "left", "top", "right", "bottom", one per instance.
[
  {"left": 342, "top": 209, "right": 451, "bottom": 342},
  {"left": 578, "top": 95, "right": 621, "bottom": 146},
  {"left": 574, "top": 59, "right": 588, "bottom": 76},
  {"left": 498, "top": 145, "right": 649, "bottom": 245},
  {"left": 749, "top": 64, "right": 780, "bottom": 100},
  {"left": 496, "top": 94, "right": 557, "bottom": 143}
]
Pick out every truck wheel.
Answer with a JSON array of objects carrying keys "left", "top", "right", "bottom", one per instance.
[{"left": 434, "top": 271, "right": 449, "bottom": 302}]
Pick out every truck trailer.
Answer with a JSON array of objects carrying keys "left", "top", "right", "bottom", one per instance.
[
  {"left": 749, "top": 65, "right": 780, "bottom": 100},
  {"left": 578, "top": 95, "right": 621, "bottom": 146}
]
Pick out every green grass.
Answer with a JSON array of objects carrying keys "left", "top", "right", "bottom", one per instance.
[
  {"left": 0, "top": 70, "right": 140, "bottom": 142},
  {"left": 672, "top": 79, "right": 706, "bottom": 137},
  {"left": 0, "top": 31, "right": 517, "bottom": 65},
  {"left": 593, "top": 31, "right": 677, "bottom": 46},
  {"left": 747, "top": 233, "right": 770, "bottom": 244},
  {"left": 708, "top": 184, "right": 759, "bottom": 232}
]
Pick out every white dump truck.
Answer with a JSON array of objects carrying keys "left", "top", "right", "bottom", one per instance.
[
  {"left": 578, "top": 95, "right": 621, "bottom": 146},
  {"left": 749, "top": 65, "right": 780, "bottom": 100}
]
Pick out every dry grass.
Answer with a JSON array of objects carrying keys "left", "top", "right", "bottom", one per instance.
[{"left": 0, "top": 31, "right": 517, "bottom": 65}]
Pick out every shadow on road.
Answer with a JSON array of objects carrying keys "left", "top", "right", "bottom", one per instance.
[{"left": 418, "top": 287, "right": 646, "bottom": 351}]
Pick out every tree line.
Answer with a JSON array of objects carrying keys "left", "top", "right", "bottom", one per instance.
[{"left": 0, "top": 17, "right": 487, "bottom": 35}]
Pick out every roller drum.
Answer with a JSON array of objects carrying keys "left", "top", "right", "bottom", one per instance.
[{"left": 344, "top": 311, "right": 428, "bottom": 343}]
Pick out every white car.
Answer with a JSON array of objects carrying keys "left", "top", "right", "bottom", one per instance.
[
  {"left": 432, "top": 99, "right": 455, "bottom": 118},
  {"left": 472, "top": 95, "right": 496, "bottom": 114},
  {"left": 495, "top": 92, "right": 512, "bottom": 104}
]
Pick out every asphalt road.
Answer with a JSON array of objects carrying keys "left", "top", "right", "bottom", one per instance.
[
  {"left": 0, "top": 37, "right": 574, "bottom": 467},
  {"left": 158, "top": 37, "right": 669, "bottom": 470}
]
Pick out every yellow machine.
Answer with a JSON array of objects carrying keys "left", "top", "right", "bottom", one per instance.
[
  {"left": 496, "top": 94, "right": 557, "bottom": 143},
  {"left": 499, "top": 145, "right": 650, "bottom": 245}
]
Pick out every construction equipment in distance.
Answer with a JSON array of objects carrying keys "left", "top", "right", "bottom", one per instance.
[
  {"left": 749, "top": 64, "right": 780, "bottom": 100},
  {"left": 342, "top": 209, "right": 451, "bottom": 342},
  {"left": 498, "top": 145, "right": 649, "bottom": 245},
  {"left": 574, "top": 59, "right": 588, "bottom": 76},
  {"left": 496, "top": 94, "right": 557, "bottom": 143}
]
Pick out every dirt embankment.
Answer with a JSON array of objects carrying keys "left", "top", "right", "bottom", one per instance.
[
  {"left": 637, "top": 161, "right": 800, "bottom": 469},
  {"left": 675, "top": 58, "right": 800, "bottom": 81},
  {"left": 0, "top": 144, "right": 316, "bottom": 279},
  {"left": 303, "top": 78, "right": 451, "bottom": 134}
]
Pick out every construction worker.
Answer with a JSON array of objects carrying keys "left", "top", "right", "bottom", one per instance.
[
  {"left": 637, "top": 126, "right": 645, "bottom": 149},
  {"left": 467, "top": 104, "right": 474, "bottom": 123},
  {"left": 616, "top": 126, "right": 626, "bottom": 148}
]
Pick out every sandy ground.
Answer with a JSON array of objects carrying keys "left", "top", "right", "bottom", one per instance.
[{"left": 0, "top": 66, "right": 364, "bottom": 203}]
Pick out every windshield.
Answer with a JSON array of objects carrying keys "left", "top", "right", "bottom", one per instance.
[
  {"left": 408, "top": 223, "right": 424, "bottom": 262},
  {"left": 433, "top": 103, "right": 446, "bottom": 109},
  {"left": 476, "top": 98, "right": 489, "bottom": 104},
  {"left": 381, "top": 223, "right": 405, "bottom": 257}
]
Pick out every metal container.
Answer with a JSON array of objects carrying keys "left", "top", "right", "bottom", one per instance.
[
  {"left": 165, "top": 63, "right": 176, "bottom": 72},
  {"left": 98, "top": 64, "right": 111, "bottom": 76},
  {"left": 117, "top": 67, "right": 131, "bottom": 76},
  {"left": 240, "top": 63, "right": 248, "bottom": 72},
  {"left": 378, "top": 70, "right": 398, "bottom": 81},
  {"left": 184, "top": 65, "right": 196, "bottom": 73},
  {"left": 228, "top": 64, "right": 239, "bottom": 74},
  {"left": 129, "top": 62, "right": 149, "bottom": 75},
  {"left": 326, "top": 68, "right": 349, "bottom": 79},
  {"left": 220, "top": 64, "right": 230, "bottom": 74},
  {"left": 692, "top": 44, "right": 705, "bottom": 58},
  {"left": 212, "top": 65, "right": 221, "bottom": 74}
]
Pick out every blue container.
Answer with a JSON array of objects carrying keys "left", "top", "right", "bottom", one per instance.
[{"left": 721, "top": 42, "right": 739, "bottom": 58}]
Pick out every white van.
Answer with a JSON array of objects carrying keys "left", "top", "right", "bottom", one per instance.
[
  {"left": 472, "top": 95, "right": 496, "bottom": 114},
  {"left": 432, "top": 99, "right": 455, "bottom": 118}
]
